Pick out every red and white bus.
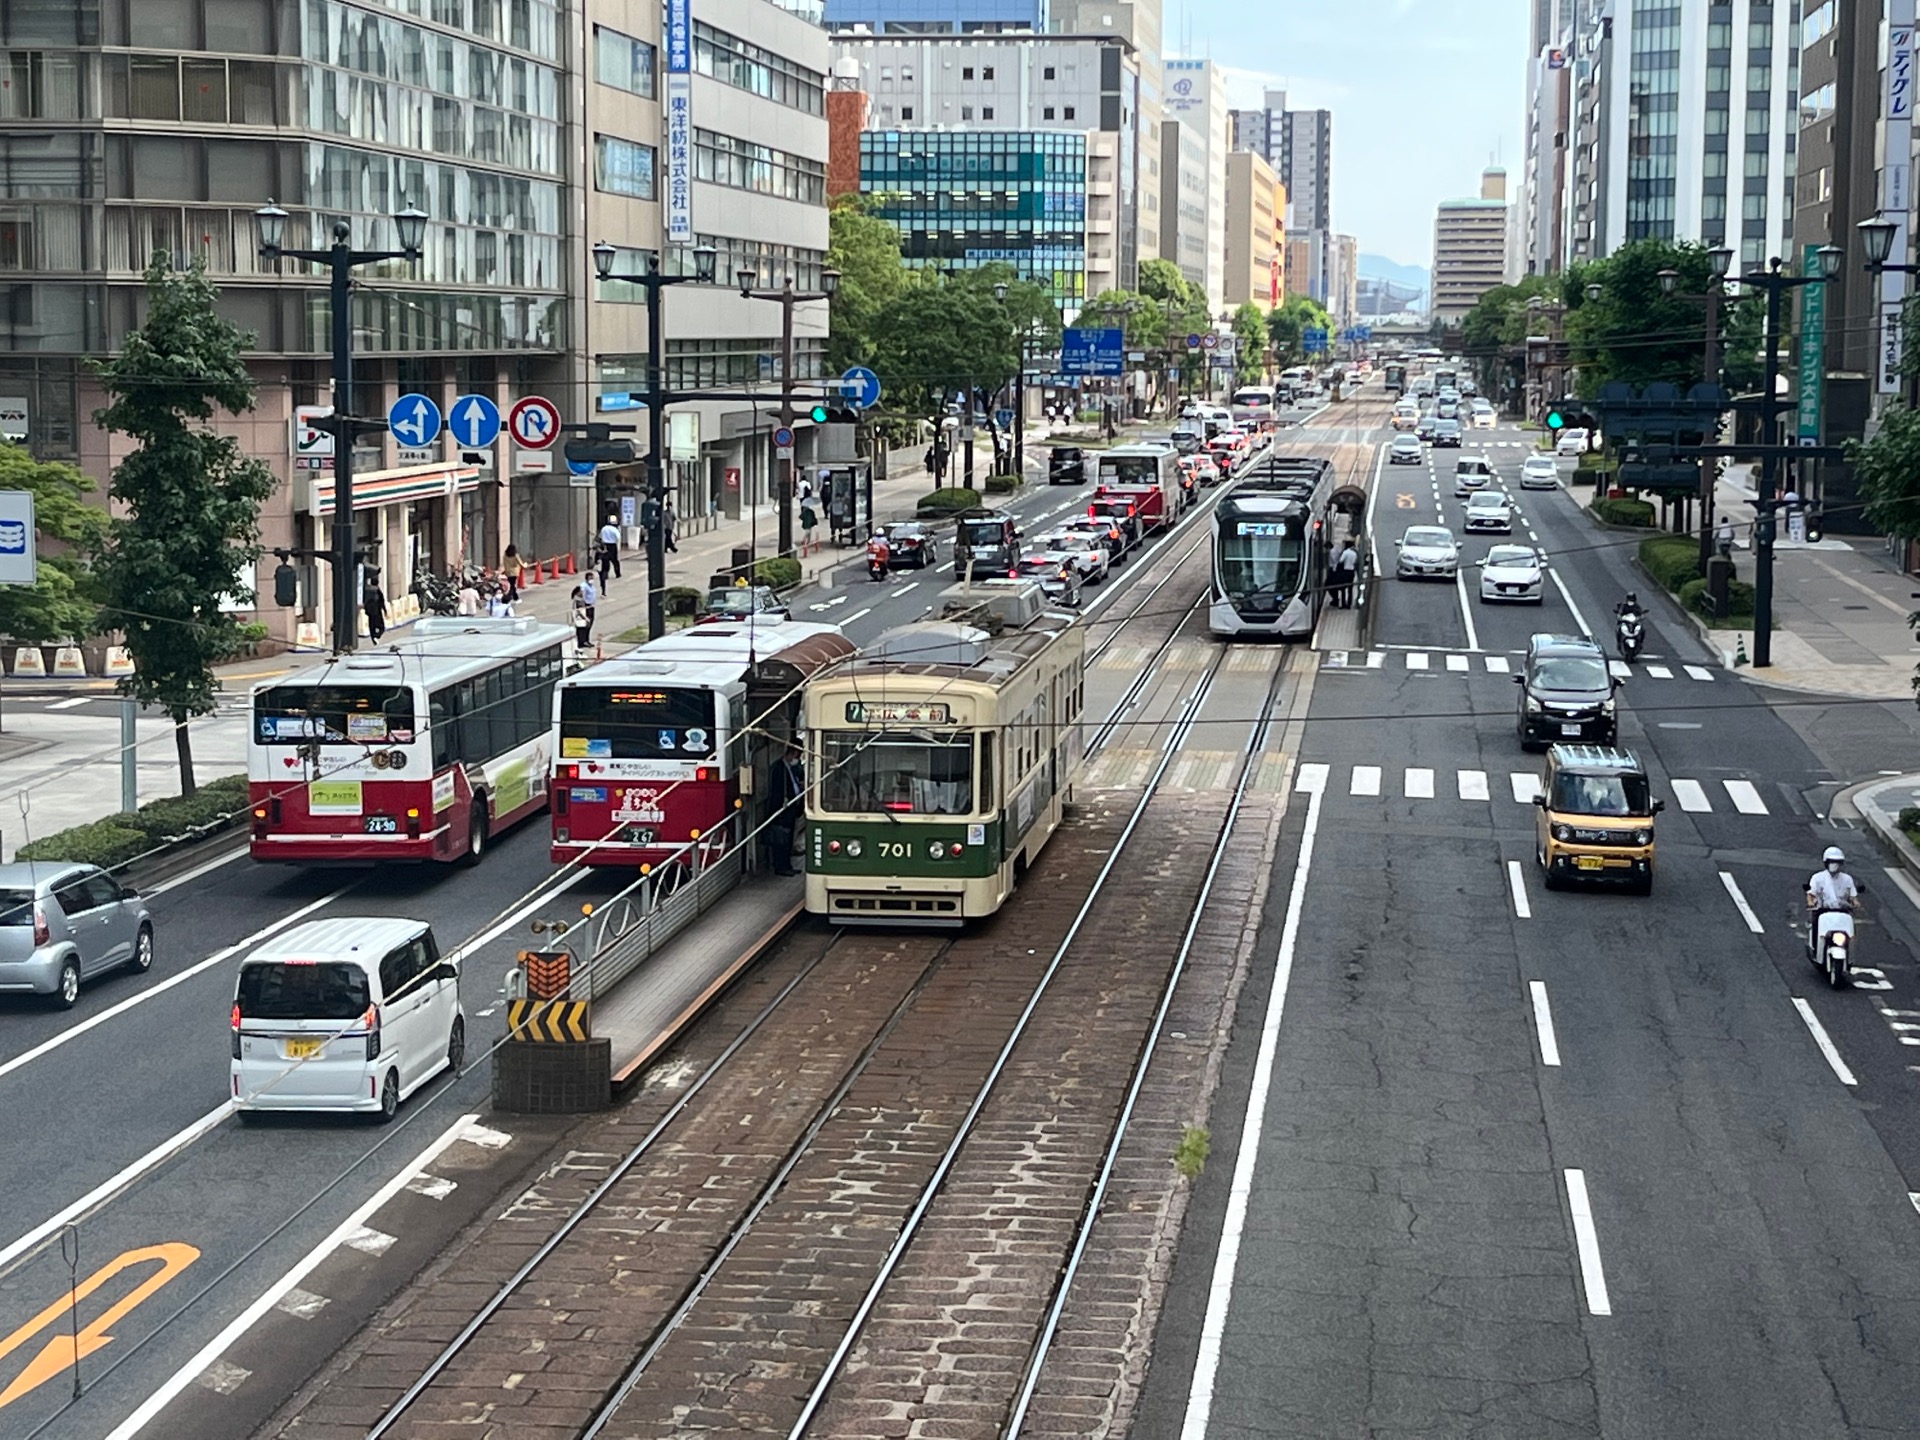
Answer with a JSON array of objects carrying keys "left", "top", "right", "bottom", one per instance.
[
  {"left": 550, "top": 620, "right": 855, "bottom": 871},
  {"left": 1094, "top": 444, "right": 1182, "bottom": 530},
  {"left": 249, "top": 616, "right": 575, "bottom": 864}
]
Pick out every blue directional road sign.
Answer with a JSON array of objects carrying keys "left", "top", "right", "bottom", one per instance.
[
  {"left": 840, "top": 365, "right": 882, "bottom": 410},
  {"left": 1186, "top": 333, "right": 1204, "bottom": 349},
  {"left": 448, "top": 393, "right": 502, "bottom": 449},
  {"left": 566, "top": 457, "right": 597, "bottom": 477},
  {"left": 1060, "top": 328, "right": 1125, "bottom": 376},
  {"left": 1302, "top": 327, "right": 1330, "bottom": 355},
  {"left": 388, "top": 393, "right": 442, "bottom": 449}
]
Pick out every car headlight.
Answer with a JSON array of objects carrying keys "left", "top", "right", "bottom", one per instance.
[
  {"left": 1601, "top": 699, "right": 1617, "bottom": 715},
  {"left": 1552, "top": 824, "right": 1572, "bottom": 842},
  {"left": 1633, "top": 829, "right": 1651, "bottom": 846},
  {"left": 1525, "top": 695, "right": 1544, "bottom": 713}
]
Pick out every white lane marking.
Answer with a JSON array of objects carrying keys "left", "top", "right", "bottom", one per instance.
[
  {"left": 146, "top": 844, "right": 248, "bottom": 897},
  {"left": 1719, "top": 872, "right": 1765, "bottom": 934},
  {"left": 1528, "top": 980, "right": 1561, "bottom": 1065},
  {"left": 1484, "top": 655, "right": 1510, "bottom": 673},
  {"left": 1294, "top": 762, "right": 1329, "bottom": 794},
  {"left": 1454, "top": 570, "right": 1481, "bottom": 651},
  {"left": 1647, "top": 663, "right": 1674, "bottom": 680},
  {"left": 1511, "top": 773, "right": 1541, "bottom": 804},
  {"left": 1458, "top": 769, "right": 1490, "bottom": 801},
  {"left": 1446, "top": 653, "right": 1469, "bottom": 672},
  {"left": 46, "top": 696, "right": 89, "bottom": 710},
  {"left": 1507, "top": 860, "right": 1532, "bottom": 920},
  {"left": 1404, "top": 767, "right": 1435, "bottom": 799},
  {"left": 1722, "top": 779, "right": 1768, "bottom": 815},
  {"left": 1350, "top": 765, "right": 1382, "bottom": 797},
  {"left": 937, "top": 561, "right": 955, "bottom": 573},
  {"left": 451, "top": 870, "right": 588, "bottom": 963},
  {"left": 102, "top": 1112, "right": 483, "bottom": 1440},
  {"left": 1365, "top": 651, "right": 1385, "bottom": 669},
  {"left": 0, "top": 887, "right": 352, "bottom": 1086},
  {"left": 893, "top": 582, "right": 919, "bottom": 596},
  {"left": 1406, "top": 651, "right": 1430, "bottom": 670},
  {"left": 844, "top": 606, "right": 874, "bottom": 623},
  {"left": 1881, "top": 866, "right": 1920, "bottom": 913},
  {"left": 1547, "top": 567, "right": 1593, "bottom": 637},
  {"left": 1563, "top": 1169, "right": 1613, "bottom": 1316},
  {"left": 1181, "top": 786, "right": 1325, "bottom": 1439},
  {"left": 1791, "top": 997, "right": 1859, "bottom": 1087},
  {"left": 1684, "top": 664, "right": 1715, "bottom": 681},
  {"left": 1670, "top": 779, "right": 1712, "bottom": 813},
  {"left": 1658, "top": 722, "right": 1703, "bottom": 730},
  {"left": 0, "top": 1100, "right": 232, "bottom": 1275},
  {"left": 1608, "top": 660, "right": 1630, "bottom": 680}
]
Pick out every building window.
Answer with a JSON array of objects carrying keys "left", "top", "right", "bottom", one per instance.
[
  {"left": 901, "top": 106, "right": 913, "bottom": 120},
  {"left": 1043, "top": 105, "right": 1054, "bottom": 119},
  {"left": 961, "top": 104, "right": 972, "bottom": 119},
  {"left": 1043, "top": 65, "right": 1055, "bottom": 79},
  {"left": 962, "top": 66, "right": 974, "bottom": 79},
  {"left": 691, "top": 20, "right": 826, "bottom": 115},
  {"left": 692, "top": 127, "right": 825, "bottom": 204},
  {"left": 593, "top": 26, "right": 656, "bottom": 99},
  {"left": 594, "top": 134, "right": 655, "bottom": 199},
  {"left": 1063, "top": 105, "right": 1075, "bottom": 119},
  {"left": 982, "top": 66, "right": 994, "bottom": 79},
  {"left": 982, "top": 105, "right": 993, "bottom": 119}
]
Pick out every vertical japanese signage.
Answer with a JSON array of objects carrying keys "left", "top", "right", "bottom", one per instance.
[
  {"left": 1799, "top": 244, "right": 1826, "bottom": 442},
  {"left": 1880, "top": 0, "right": 1915, "bottom": 394},
  {"left": 665, "top": 0, "right": 693, "bottom": 244}
]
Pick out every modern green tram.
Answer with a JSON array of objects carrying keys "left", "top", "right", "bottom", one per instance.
[{"left": 803, "top": 592, "right": 1085, "bottom": 926}]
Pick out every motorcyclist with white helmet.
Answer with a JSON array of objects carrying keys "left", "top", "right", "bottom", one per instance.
[{"left": 1807, "top": 845, "right": 1858, "bottom": 914}]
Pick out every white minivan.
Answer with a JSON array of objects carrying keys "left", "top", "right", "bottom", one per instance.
[{"left": 231, "top": 917, "right": 463, "bottom": 1123}]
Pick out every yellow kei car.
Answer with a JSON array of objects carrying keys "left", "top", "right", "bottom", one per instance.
[{"left": 1533, "top": 745, "right": 1664, "bottom": 894}]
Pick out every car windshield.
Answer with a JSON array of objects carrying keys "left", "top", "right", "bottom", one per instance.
[
  {"left": 236, "top": 961, "right": 372, "bottom": 1021},
  {"left": 959, "top": 517, "right": 1012, "bottom": 547},
  {"left": 1403, "top": 528, "right": 1453, "bottom": 548},
  {"left": 1533, "top": 657, "right": 1609, "bottom": 691},
  {"left": 704, "top": 590, "right": 765, "bottom": 615},
  {"left": 1469, "top": 496, "right": 1507, "bottom": 510},
  {"left": 819, "top": 731, "right": 976, "bottom": 815},
  {"left": 1486, "top": 549, "right": 1535, "bottom": 568},
  {"left": 1550, "top": 771, "right": 1653, "bottom": 817},
  {"left": 558, "top": 685, "right": 719, "bottom": 761}
]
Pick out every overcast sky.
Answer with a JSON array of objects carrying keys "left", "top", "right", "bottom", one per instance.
[{"left": 1168, "top": 0, "right": 1529, "bottom": 270}]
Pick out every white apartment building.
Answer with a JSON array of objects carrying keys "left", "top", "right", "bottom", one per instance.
[{"left": 1162, "top": 57, "right": 1227, "bottom": 308}]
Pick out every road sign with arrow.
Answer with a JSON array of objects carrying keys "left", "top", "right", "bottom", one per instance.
[
  {"left": 448, "top": 393, "right": 502, "bottom": 450},
  {"left": 387, "top": 394, "right": 442, "bottom": 449}
]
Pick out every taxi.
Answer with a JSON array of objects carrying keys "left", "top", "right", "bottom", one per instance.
[{"left": 1532, "top": 745, "right": 1663, "bottom": 894}]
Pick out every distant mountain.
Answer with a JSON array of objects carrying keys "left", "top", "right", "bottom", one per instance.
[{"left": 1359, "top": 253, "right": 1429, "bottom": 296}]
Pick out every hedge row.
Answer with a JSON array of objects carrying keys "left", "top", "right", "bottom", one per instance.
[
  {"left": 665, "top": 584, "right": 703, "bottom": 616},
  {"left": 1638, "top": 534, "right": 1704, "bottom": 593},
  {"left": 917, "top": 486, "right": 982, "bottom": 515},
  {"left": 16, "top": 773, "right": 251, "bottom": 868},
  {"left": 753, "top": 556, "right": 802, "bottom": 589},
  {"left": 1591, "top": 497, "right": 1656, "bottom": 527},
  {"left": 984, "top": 472, "right": 1024, "bottom": 495},
  {"left": 1677, "top": 576, "right": 1757, "bottom": 624}
]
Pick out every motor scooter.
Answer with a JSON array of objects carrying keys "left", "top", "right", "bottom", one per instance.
[
  {"left": 867, "top": 553, "right": 890, "bottom": 582},
  {"left": 1616, "top": 608, "right": 1645, "bottom": 662},
  {"left": 1807, "top": 904, "right": 1856, "bottom": 989}
]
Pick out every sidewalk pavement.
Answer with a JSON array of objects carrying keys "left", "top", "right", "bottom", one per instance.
[
  {"left": 1841, "top": 776, "right": 1920, "bottom": 894},
  {"left": 1699, "top": 463, "right": 1919, "bottom": 700}
]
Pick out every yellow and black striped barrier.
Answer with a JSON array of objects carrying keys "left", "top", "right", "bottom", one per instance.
[{"left": 506, "top": 998, "right": 592, "bottom": 1043}]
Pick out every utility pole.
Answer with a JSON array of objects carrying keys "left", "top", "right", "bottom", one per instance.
[{"left": 738, "top": 267, "right": 840, "bottom": 555}]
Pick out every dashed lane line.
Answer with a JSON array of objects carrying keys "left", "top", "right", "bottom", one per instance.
[
  {"left": 1507, "top": 860, "right": 1533, "bottom": 920},
  {"left": 1528, "top": 980, "right": 1561, "bottom": 1066},
  {"left": 1791, "top": 997, "right": 1859, "bottom": 1087},
  {"left": 1563, "top": 1169, "right": 1613, "bottom": 1316},
  {"left": 1719, "top": 872, "right": 1765, "bottom": 934}
]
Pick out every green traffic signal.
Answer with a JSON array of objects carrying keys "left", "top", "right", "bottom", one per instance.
[
  {"left": 1546, "top": 410, "right": 1565, "bottom": 430},
  {"left": 808, "top": 403, "right": 829, "bottom": 423}
]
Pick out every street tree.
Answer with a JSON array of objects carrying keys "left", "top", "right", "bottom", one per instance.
[
  {"left": 1268, "top": 294, "right": 1330, "bottom": 366},
  {"left": 868, "top": 277, "right": 1019, "bottom": 433},
  {"left": 1843, "top": 299, "right": 1920, "bottom": 571},
  {"left": 0, "top": 443, "right": 105, "bottom": 644},
  {"left": 1230, "top": 303, "right": 1268, "bottom": 384},
  {"left": 90, "top": 254, "right": 277, "bottom": 796},
  {"left": 1565, "top": 239, "right": 1765, "bottom": 396},
  {"left": 824, "top": 195, "right": 908, "bottom": 375}
]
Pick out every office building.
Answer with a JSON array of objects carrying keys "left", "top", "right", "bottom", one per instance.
[
  {"left": 1432, "top": 169, "right": 1511, "bottom": 324},
  {"left": 1162, "top": 58, "right": 1227, "bottom": 307},
  {"left": 858, "top": 129, "right": 1089, "bottom": 306},
  {"left": 1223, "top": 150, "right": 1281, "bottom": 311},
  {"left": 1159, "top": 116, "right": 1209, "bottom": 288},
  {"left": 1229, "top": 88, "right": 1330, "bottom": 303},
  {"left": 1795, "top": 0, "right": 1881, "bottom": 377},
  {"left": 1048, "top": 0, "right": 1163, "bottom": 292},
  {"left": 821, "top": 0, "right": 1045, "bottom": 33},
  {"left": 1329, "top": 232, "right": 1359, "bottom": 327},
  {"left": 830, "top": 32, "right": 1145, "bottom": 288}
]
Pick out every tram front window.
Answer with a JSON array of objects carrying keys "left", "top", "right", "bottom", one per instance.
[
  {"left": 1220, "top": 521, "right": 1302, "bottom": 599},
  {"left": 819, "top": 731, "right": 975, "bottom": 815}
]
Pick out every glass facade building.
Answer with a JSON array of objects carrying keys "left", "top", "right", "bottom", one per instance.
[{"left": 858, "top": 128, "right": 1087, "bottom": 306}]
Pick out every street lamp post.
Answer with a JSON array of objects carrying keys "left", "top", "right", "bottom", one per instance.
[
  {"left": 1657, "top": 245, "right": 1735, "bottom": 569},
  {"left": 737, "top": 265, "right": 839, "bottom": 556},
  {"left": 590, "top": 240, "right": 719, "bottom": 641},
  {"left": 1740, "top": 245, "right": 1844, "bottom": 667},
  {"left": 256, "top": 200, "right": 426, "bottom": 654}
]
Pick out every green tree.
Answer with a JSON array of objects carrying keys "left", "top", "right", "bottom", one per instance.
[
  {"left": 868, "top": 278, "right": 1019, "bottom": 428},
  {"left": 90, "top": 254, "right": 277, "bottom": 794},
  {"left": 824, "top": 195, "right": 909, "bottom": 375},
  {"left": 1230, "top": 303, "right": 1268, "bottom": 384},
  {"left": 1566, "top": 240, "right": 1755, "bottom": 397},
  {"left": 1267, "top": 293, "right": 1330, "bottom": 366},
  {"left": 1843, "top": 296, "right": 1920, "bottom": 557},
  {"left": 0, "top": 443, "right": 105, "bottom": 643}
]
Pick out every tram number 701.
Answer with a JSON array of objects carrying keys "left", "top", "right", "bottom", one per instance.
[{"left": 877, "top": 840, "right": 914, "bottom": 859}]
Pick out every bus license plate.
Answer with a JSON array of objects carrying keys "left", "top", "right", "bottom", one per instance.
[{"left": 363, "top": 815, "right": 398, "bottom": 834}]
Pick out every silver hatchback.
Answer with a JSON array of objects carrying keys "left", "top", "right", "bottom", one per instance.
[{"left": 0, "top": 863, "right": 155, "bottom": 1008}]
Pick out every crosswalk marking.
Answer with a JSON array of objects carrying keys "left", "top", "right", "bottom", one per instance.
[
  {"left": 1366, "top": 651, "right": 1386, "bottom": 668},
  {"left": 1405, "top": 767, "right": 1435, "bottom": 798},
  {"left": 1608, "top": 661, "right": 1630, "bottom": 680},
  {"left": 1647, "top": 664, "right": 1673, "bottom": 679},
  {"left": 1722, "top": 779, "right": 1768, "bottom": 814},
  {"left": 1295, "top": 762, "right": 1330, "bottom": 794},
  {"left": 1351, "top": 765, "right": 1382, "bottom": 796},
  {"left": 1407, "top": 651, "right": 1429, "bottom": 670},
  {"left": 1684, "top": 664, "right": 1714, "bottom": 681},
  {"left": 1458, "top": 769, "right": 1490, "bottom": 800},
  {"left": 1446, "top": 654, "right": 1469, "bottom": 672},
  {"left": 1325, "top": 650, "right": 1714, "bottom": 679},
  {"left": 1512, "top": 773, "right": 1541, "bottom": 803},
  {"left": 1670, "top": 779, "right": 1711, "bottom": 812},
  {"left": 1484, "top": 656, "right": 1510, "bottom": 673}
]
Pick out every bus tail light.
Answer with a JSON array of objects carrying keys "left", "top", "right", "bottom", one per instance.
[
  {"left": 828, "top": 840, "right": 841, "bottom": 854},
  {"left": 696, "top": 766, "right": 714, "bottom": 781},
  {"left": 563, "top": 765, "right": 578, "bottom": 781},
  {"left": 364, "top": 1004, "right": 383, "bottom": 1060},
  {"left": 406, "top": 808, "right": 421, "bottom": 839}
]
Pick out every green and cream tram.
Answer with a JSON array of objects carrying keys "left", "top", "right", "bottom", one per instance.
[{"left": 803, "top": 587, "right": 1084, "bottom": 925}]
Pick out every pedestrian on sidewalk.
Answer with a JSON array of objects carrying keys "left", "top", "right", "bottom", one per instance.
[
  {"left": 1716, "top": 515, "right": 1736, "bottom": 555},
  {"left": 457, "top": 572, "right": 482, "bottom": 617},
  {"left": 363, "top": 580, "right": 387, "bottom": 643},
  {"left": 502, "top": 544, "right": 523, "bottom": 602},
  {"left": 569, "top": 586, "right": 591, "bottom": 655},
  {"left": 1335, "top": 539, "right": 1359, "bottom": 608},
  {"left": 581, "top": 573, "right": 598, "bottom": 627},
  {"left": 662, "top": 493, "right": 678, "bottom": 553},
  {"left": 598, "top": 515, "right": 622, "bottom": 587}
]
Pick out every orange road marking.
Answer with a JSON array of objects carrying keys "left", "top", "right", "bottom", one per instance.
[{"left": 0, "top": 1243, "right": 200, "bottom": 1410}]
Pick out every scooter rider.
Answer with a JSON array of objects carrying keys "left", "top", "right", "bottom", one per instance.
[
  {"left": 1614, "top": 591, "right": 1643, "bottom": 622},
  {"left": 1808, "top": 845, "right": 1859, "bottom": 915},
  {"left": 866, "top": 527, "right": 891, "bottom": 580}
]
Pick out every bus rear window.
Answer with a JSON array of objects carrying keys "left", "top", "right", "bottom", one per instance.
[
  {"left": 558, "top": 686, "right": 718, "bottom": 760},
  {"left": 255, "top": 686, "right": 415, "bottom": 744},
  {"left": 236, "top": 962, "right": 371, "bottom": 1020},
  {"left": 1099, "top": 456, "right": 1161, "bottom": 485}
]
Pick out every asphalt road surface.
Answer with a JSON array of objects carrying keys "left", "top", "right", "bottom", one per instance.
[{"left": 1136, "top": 420, "right": 1920, "bottom": 1437}]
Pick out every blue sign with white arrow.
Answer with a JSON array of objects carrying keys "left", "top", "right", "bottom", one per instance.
[
  {"left": 839, "top": 365, "right": 882, "bottom": 410},
  {"left": 448, "top": 393, "right": 502, "bottom": 449},
  {"left": 388, "top": 394, "right": 442, "bottom": 449}
]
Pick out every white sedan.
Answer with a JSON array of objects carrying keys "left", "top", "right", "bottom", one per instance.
[
  {"left": 1478, "top": 544, "right": 1545, "bottom": 604},
  {"left": 1520, "top": 454, "right": 1560, "bottom": 490},
  {"left": 1555, "top": 427, "right": 1591, "bottom": 457},
  {"left": 1395, "top": 525, "right": 1460, "bottom": 581},
  {"left": 1037, "top": 529, "right": 1110, "bottom": 584},
  {"left": 1462, "top": 490, "right": 1514, "bottom": 533}
]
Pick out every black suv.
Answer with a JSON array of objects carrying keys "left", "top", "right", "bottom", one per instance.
[
  {"left": 1048, "top": 445, "right": 1087, "bottom": 484},
  {"left": 1515, "top": 633, "right": 1618, "bottom": 750}
]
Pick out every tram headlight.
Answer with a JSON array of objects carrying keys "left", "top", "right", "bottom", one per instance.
[
  {"left": 845, "top": 839, "right": 863, "bottom": 858},
  {"left": 927, "top": 840, "right": 944, "bottom": 860}
]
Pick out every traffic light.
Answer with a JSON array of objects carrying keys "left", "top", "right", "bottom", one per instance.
[
  {"left": 807, "top": 402, "right": 829, "bottom": 423},
  {"left": 1545, "top": 407, "right": 1566, "bottom": 431},
  {"left": 273, "top": 561, "right": 298, "bottom": 608}
]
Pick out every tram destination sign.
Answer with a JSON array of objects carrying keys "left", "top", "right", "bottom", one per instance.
[{"left": 845, "top": 701, "right": 951, "bottom": 724}]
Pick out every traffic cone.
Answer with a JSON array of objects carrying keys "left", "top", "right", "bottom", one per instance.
[
  {"left": 564, "top": 552, "right": 577, "bottom": 575},
  {"left": 525, "top": 560, "right": 541, "bottom": 586},
  {"left": 1733, "top": 636, "right": 1750, "bottom": 667}
]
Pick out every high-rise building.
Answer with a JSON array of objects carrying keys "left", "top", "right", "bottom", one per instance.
[
  {"left": 822, "top": 0, "right": 1045, "bottom": 33},
  {"left": 1223, "top": 149, "right": 1281, "bottom": 311},
  {"left": 1159, "top": 117, "right": 1209, "bottom": 289},
  {"left": 1432, "top": 169, "right": 1511, "bottom": 324},
  {"left": 1229, "top": 88, "right": 1330, "bottom": 302},
  {"left": 1796, "top": 0, "right": 1881, "bottom": 377},
  {"left": 1329, "top": 232, "right": 1359, "bottom": 326},
  {"left": 1162, "top": 58, "right": 1228, "bottom": 307},
  {"left": 1050, "top": 0, "right": 1163, "bottom": 300},
  {"left": 830, "top": 32, "right": 1147, "bottom": 291}
]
